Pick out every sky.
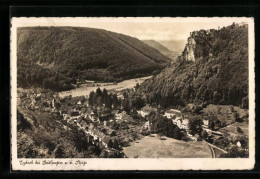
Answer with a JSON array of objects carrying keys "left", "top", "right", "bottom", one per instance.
[{"left": 12, "top": 17, "right": 250, "bottom": 41}]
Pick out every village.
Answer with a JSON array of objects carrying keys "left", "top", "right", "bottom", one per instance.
[{"left": 17, "top": 85, "right": 249, "bottom": 158}]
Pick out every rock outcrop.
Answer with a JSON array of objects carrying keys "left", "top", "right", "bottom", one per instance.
[{"left": 182, "top": 37, "right": 196, "bottom": 61}]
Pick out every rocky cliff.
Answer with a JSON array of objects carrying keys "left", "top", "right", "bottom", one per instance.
[{"left": 182, "top": 37, "right": 196, "bottom": 61}]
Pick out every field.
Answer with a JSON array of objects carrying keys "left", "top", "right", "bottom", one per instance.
[
  {"left": 219, "top": 121, "right": 249, "bottom": 137},
  {"left": 212, "top": 147, "right": 225, "bottom": 158},
  {"left": 123, "top": 134, "right": 212, "bottom": 158},
  {"left": 201, "top": 104, "right": 248, "bottom": 126}
]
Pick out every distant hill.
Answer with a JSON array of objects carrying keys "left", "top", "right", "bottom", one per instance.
[
  {"left": 143, "top": 40, "right": 172, "bottom": 57},
  {"left": 137, "top": 23, "right": 249, "bottom": 108},
  {"left": 17, "top": 27, "right": 171, "bottom": 91},
  {"left": 143, "top": 40, "right": 178, "bottom": 61},
  {"left": 158, "top": 40, "right": 186, "bottom": 52}
]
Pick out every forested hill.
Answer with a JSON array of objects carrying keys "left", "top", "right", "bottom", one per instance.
[
  {"left": 136, "top": 23, "right": 249, "bottom": 108},
  {"left": 17, "top": 27, "right": 171, "bottom": 91},
  {"left": 143, "top": 40, "right": 174, "bottom": 60}
]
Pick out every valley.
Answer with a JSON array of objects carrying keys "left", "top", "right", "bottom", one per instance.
[{"left": 16, "top": 22, "right": 250, "bottom": 159}]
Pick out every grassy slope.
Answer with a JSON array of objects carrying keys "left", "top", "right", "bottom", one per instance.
[{"left": 123, "top": 134, "right": 212, "bottom": 158}]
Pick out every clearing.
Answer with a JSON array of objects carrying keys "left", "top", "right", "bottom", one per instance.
[
  {"left": 219, "top": 121, "right": 249, "bottom": 137},
  {"left": 123, "top": 134, "right": 212, "bottom": 158}
]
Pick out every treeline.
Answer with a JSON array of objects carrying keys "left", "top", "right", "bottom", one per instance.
[
  {"left": 88, "top": 88, "right": 145, "bottom": 111},
  {"left": 88, "top": 88, "right": 121, "bottom": 109},
  {"left": 17, "top": 26, "right": 170, "bottom": 90},
  {"left": 136, "top": 24, "right": 248, "bottom": 108},
  {"left": 17, "top": 60, "right": 74, "bottom": 91}
]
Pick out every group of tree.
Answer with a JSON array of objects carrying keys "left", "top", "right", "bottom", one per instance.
[
  {"left": 88, "top": 87, "right": 146, "bottom": 112},
  {"left": 121, "top": 89, "right": 146, "bottom": 112},
  {"left": 207, "top": 113, "right": 226, "bottom": 130},
  {"left": 220, "top": 145, "right": 248, "bottom": 158},
  {"left": 17, "top": 60, "right": 74, "bottom": 91},
  {"left": 188, "top": 116, "right": 203, "bottom": 135},
  {"left": 88, "top": 88, "right": 121, "bottom": 109},
  {"left": 147, "top": 111, "right": 183, "bottom": 140}
]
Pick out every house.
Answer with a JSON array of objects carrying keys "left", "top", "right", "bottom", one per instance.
[
  {"left": 115, "top": 111, "right": 127, "bottom": 120},
  {"left": 202, "top": 120, "right": 209, "bottom": 128},
  {"left": 51, "top": 108, "right": 60, "bottom": 116},
  {"left": 69, "top": 110, "right": 81, "bottom": 120},
  {"left": 98, "top": 108, "right": 112, "bottom": 117},
  {"left": 35, "top": 93, "right": 41, "bottom": 100},
  {"left": 44, "top": 107, "right": 52, "bottom": 113},
  {"left": 187, "top": 103, "right": 195, "bottom": 110},
  {"left": 193, "top": 134, "right": 200, "bottom": 141},
  {"left": 63, "top": 114, "right": 69, "bottom": 120},
  {"left": 121, "top": 114, "right": 133, "bottom": 122},
  {"left": 204, "top": 128, "right": 212, "bottom": 134},
  {"left": 164, "top": 109, "right": 182, "bottom": 119},
  {"left": 172, "top": 117, "right": 183, "bottom": 129},
  {"left": 211, "top": 131, "right": 224, "bottom": 137},
  {"left": 102, "top": 136, "right": 111, "bottom": 148},
  {"left": 83, "top": 109, "right": 97, "bottom": 122},
  {"left": 77, "top": 101, "right": 82, "bottom": 105},
  {"left": 236, "top": 141, "right": 241, "bottom": 148},
  {"left": 143, "top": 121, "right": 151, "bottom": 130},
  {"left": 80, "top": 120, "right": 88, "bottom": 129},
  {"left": 117, "top": 94, "right": 124, "bottom": 99},
  {"left": 80, "top": 108, "right": 88, "bottom": 116},
  {"left": 51, "top": 98, "right": 56, "bottom": 108},
  {"left": 181, "top": 119, "right": 189, "bottom": 130},
  {"left": 138, "top": 106, "right": 156, "bottom": 118}
]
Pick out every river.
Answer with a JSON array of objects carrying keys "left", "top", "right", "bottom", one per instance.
[{"left": 59, "top": 76, "right": 152, "bottom": 98}]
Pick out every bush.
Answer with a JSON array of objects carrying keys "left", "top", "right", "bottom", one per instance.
[
  {"left": 237, "top": 127, "right": 243, "bottom": 133},
  {"left": 220, "top": 145, "right": 248, "bottom": 158}
]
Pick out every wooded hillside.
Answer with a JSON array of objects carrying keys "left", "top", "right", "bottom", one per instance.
[
  {"left": 136, "top": 23, "right": 249, "bottom": 108},
  {"left": 17, "top": 27, "right": 171, "bottom": 91}
]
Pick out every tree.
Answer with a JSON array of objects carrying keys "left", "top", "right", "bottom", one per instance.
[
  {"left": 188, "top": 117, "right": 203, "bottom": 135},
  {"left": 135, "top": 83, "right": 140, "bottom": 90},
  {"left": 88, "top": 91, "right": 95, "bottom": 106},
  {"left": 193, "top": 105, "right": 203, "bottom": 114},
  {"left": 237, "top": 127, "right": 243, "bottom": 134},
  {"left": 112, "top": 94, "right": 119, "bottom": 109},
  {"left": 208, "top": 120, "right": 215, "bottom": 130},
  {"left": 105, "top": 94, "right": 112, "bottom": 109},
  {"left": 54, "top": 145, "right": 65, "bottom": 158},
  {"left": 122, "top": 98, "right": 130, "bottom": 112},
  {"left": 233, "top": 111, "right": 242, "bottom": 122},
  {"left": 130, "top": 96, "right": 145, "bottom": 110},
  {"left": 158, "top": 132, "right": 163, "bottom": 139},
  {"left": 151, "top": 114, "right": 183, "bottom": 140},
  {"left": 96, "top": 96, "right": 103, "bottom": 106},
  {"left": 242, "top": 96, "right": 248, "bottom": 109},
  {"left": 220, "top": 145, "right": 248, "bottom": 158},
  {"left": 96, "top": 88, "right": 103, "bottom": 98},
  {"left": 213, "top": 137, "right": 229, "bottom": 149},
  {"left": 201, "top": 130, "right": 209, "bottom": 139}
]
